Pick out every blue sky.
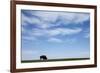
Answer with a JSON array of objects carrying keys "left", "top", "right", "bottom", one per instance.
[{"left": 21, "top": 9, "right": 90, "bottom": 60}]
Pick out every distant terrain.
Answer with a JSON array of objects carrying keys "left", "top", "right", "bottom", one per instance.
[{"left": 21, "top": 58, "right": 90, "bottom": 63}]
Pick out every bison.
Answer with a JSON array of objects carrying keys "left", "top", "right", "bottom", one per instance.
[{"left": 40, "top": 55, "right": 48, "bottom": 61}]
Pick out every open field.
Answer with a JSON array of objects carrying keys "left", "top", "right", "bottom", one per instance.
[{"left": 21, "top": 58, "right": 90, "bottom": 63}]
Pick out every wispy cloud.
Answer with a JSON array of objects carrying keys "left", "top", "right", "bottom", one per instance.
[
  {"left": 29, "top": 10, "right": 89, "bottom": 24},
  {"left": 47, "top": 28, "right": 82, "bottom": 36},
  {"left": 31, "top": 28, "right": 82, "bottom": 37},
  {"left": 22, "top": 10, "right": 90, "bottom": 29},
  {"left": 21, "top": 13, "right": 41, "bottom": 26},
  {"left": 21, "top": 10, "right": 89, "bottom": 43},
  {"left": 47, "top": 38, "right": 62, "bottom": 43},
  {"left": 22, "top": 36, "right": 37, "bottom": 41}
]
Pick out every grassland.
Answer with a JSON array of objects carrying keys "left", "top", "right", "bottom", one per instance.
[{"left": 21, "top": 58, "right": 90, "bottom": 63}]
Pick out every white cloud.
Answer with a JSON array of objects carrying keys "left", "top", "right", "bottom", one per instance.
[
  {"left": 25, "top": 28, "right": 81, "bottom": 43},
  {"left": 36, "top": 11, "right": 88, "bottom": 23},
  {"left": 31, "top": 28, "right": 82, "bottom": 37},
  {"left": 73, "top": 13, "right": 89, "bottom": 24},
  {"left": 22, "top": 13, "right": 41, "bottom": 26},
  {"left": 22, "top": 13, "right": 57, "bottom": 29},
  {"left": 22, "top": 26, "right": 82, "bottom": 43},
  {"left": 48, "top": 28, "right": 82, "bottom": 36},
  {"left": 30, "top": 11, "right": 59, "bottom": 23},
  {"left": 22, "top": 36, "right": 37, "bottom": 41},
  {"left": 47, "top": 38, "right": 62, "bottom": 43},
  {"left": 22, "top": 10, "right": 90, "bottom": 29},
  {"left": 21, "top": 10, "right": 87, "bottom": 42},
  {"left": 30, "top": 11, "right": 89, "bottom": 25},
  {"left": 47, "top": 38, "right": 77, "bottom": 44},
  {"left": 32, "top": 29, "right": 45, "bottom": 36},
  {"left": 25, "top": 28, "right": 82, "bottom": 40}
]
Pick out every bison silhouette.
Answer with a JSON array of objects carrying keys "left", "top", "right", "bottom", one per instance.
[{"left": 40, "top": 55, "right": 48, "bottom": 61}]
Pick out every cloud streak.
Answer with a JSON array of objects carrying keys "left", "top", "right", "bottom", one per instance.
[
  {"left": 47, "top": 38, "right": 63, "bottom": 43},
  {"left": 21, "top": 10, "right": 89, "bottom": 43},
  {"left": 22, "top": 10, "right": 90, "bottom": 29},
  {"left": 32, "top": 28, "right": 82, "bottom": 36},
  {"left": 28, "top": 10, "right": 89, "bottom": 24},
  {"left": 22, "top": 36, "right": 37, "bottom": 41}
]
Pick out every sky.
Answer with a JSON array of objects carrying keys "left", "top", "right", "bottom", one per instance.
[{"left": 21, "top": 9, "right": 90, "bottom": 60}]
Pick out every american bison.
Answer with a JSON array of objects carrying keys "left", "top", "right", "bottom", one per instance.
[{"left": 40, "top": 55, "right": 48, "bottom": 61}]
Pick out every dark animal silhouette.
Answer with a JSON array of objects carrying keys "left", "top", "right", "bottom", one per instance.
[{"left": 40, "top": 55, "right": 48, "bottom": 61}]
